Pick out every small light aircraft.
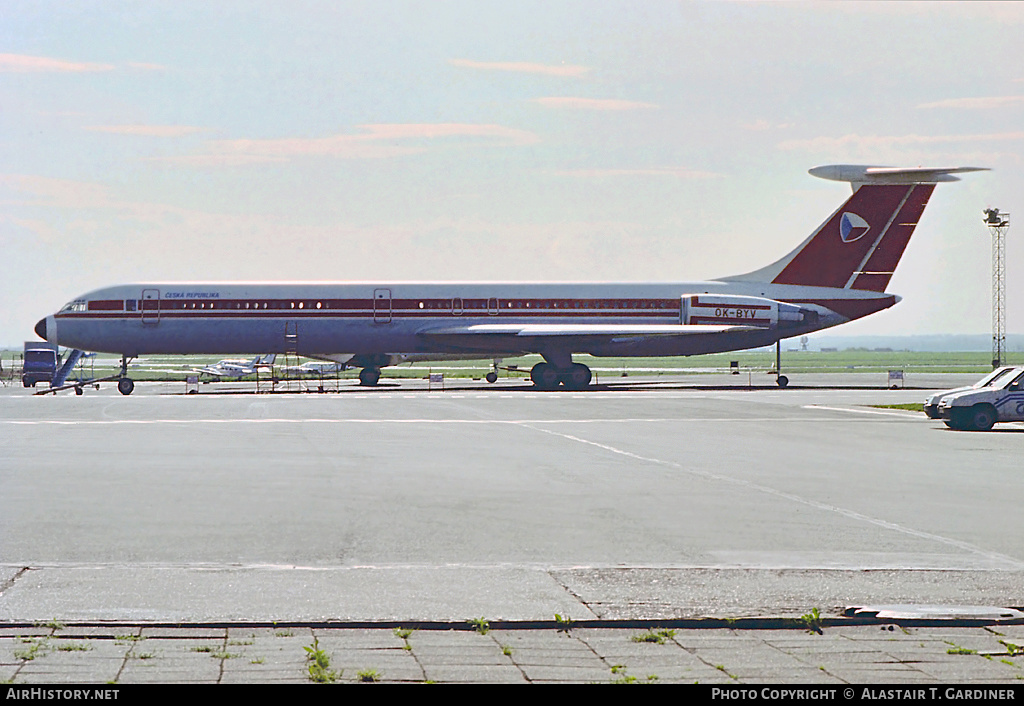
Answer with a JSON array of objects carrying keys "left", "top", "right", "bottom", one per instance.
[
  {"left": 278, "top": 360, "right": 346, "bottom": 377},
  {"left": 194, "top": 354, "right": 276, "bottom": 380}
]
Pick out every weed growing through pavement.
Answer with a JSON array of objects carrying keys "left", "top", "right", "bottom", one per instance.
[
  {"left": 799, "top": 607, "right": 823, "bottom": 634},
  {"left": 1001, "top": 641, "right": 1024, "bottom": 656},
  {"left": 608, "top": 664, "right": 659, "bottom": 684},
  {"left": 394, "top": 627, "right": 414, "bottom": 651},
  {"left": 14, "top": 638, "right": 47, "bottom": 661},
  {"left": 715, "top": 664, "right": 738, "bottom": 680},
  {"left": 304, "top": 637, "right": 340, "bottom": 683},
  {"left": 468, "top": 617, "right": 489, "bottom": 635},
  {"left": 945, "top": 642, "right": 977, "bottom": 655},
  {"left": 35, "top": 620, "right": 65, "bottom": 630},
  {"left": 631, "top": 628, "right": 677, "bottom": 644}
]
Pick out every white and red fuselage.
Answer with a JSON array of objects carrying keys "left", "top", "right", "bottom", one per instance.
[{"left": 37, "top": 279, "right": 879, "bottom": 361}]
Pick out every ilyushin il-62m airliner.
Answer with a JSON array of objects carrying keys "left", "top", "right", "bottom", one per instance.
[{"left": 35, "top": 164, "right": 984, "bottom": 394}]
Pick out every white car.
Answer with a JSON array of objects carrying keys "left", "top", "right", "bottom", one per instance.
[
  {"left": 937, "top": 367, "right": 1024, "bottom": 431},
  {"left": 924, "top": 366, "right": 1021, "bottom": 419}
]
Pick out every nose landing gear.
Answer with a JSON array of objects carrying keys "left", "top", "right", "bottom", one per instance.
[
  {"left": 117, "top": 354, "right": 135, "bottom": 395},
  {"left": 775, "top": 341, "right": 789, "bottom": 388}
]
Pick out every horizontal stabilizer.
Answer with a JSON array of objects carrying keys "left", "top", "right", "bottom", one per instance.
[{"left": 810, "top": 164, "right": 988, "bottom": 184}]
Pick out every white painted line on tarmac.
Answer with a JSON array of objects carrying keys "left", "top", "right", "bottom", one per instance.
[
  {"left": 804, "top": 404, "right": 925, "bottom": 418},
  {"left": 2, "top": 416, "right": 884, "bottom": 426},
  {"left": 518, "top": 423, "right": 1024, "bottom": 571}
]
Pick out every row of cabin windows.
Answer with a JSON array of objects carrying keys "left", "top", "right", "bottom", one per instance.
[{"left": 85, "top": 298, "right": 679, "bottom": 312}]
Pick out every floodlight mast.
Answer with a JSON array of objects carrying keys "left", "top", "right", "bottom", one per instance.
[{"left": 983, "top": 208, "right": 1009, "bottom": 368}]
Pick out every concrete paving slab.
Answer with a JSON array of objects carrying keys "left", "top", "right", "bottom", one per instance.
[
  {"left": 0, "top": 625, "right": 1022, "bottom": 683},
  {"left": 309, "top": 627, "right": 406, "bottom": 649},
  {"left": 518, "top": 664, "right": 619, "bottom": 683},
  {"left": 419, "top": 663, "right": 526, "bottom": 683}
]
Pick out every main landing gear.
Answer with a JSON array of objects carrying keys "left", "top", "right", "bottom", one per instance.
[
  {"left": 358, "top": 367, "right": 381, "bottom": 387},
  {"left": 529, "top": 361, "right": 592, "bottom": 391}
]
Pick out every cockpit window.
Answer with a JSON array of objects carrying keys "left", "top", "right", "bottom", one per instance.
[{"left": 59, "top": 300, "right": 87, "bottom": 313}]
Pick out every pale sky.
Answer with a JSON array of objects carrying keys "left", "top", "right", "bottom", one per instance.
[{"left": 2, "top": 1, "right": 1022, "bottom": 346}]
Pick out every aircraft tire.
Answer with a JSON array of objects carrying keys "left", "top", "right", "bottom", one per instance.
[
  {"left": 561, "top": 363, "right": 592, "bottom": 391},
  {"left": 485, "top": 371, "right": 498, "bottom": 384},
  {"left": 75, "top": 386, "right": 83, "bottom": 396},
  {"left": 530, "top": 363, "right": 560, "bottom": 391},
  {"left": 358, "top": 367, "right": 381, "bottom": 387},
  {"left": 117, "top": 378, "right": 135, "bottom": 396},
  {"left": 776, "top": 375, "right": 789, "bottom": 388}
]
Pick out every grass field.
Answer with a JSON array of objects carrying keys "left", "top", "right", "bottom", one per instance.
[{"left": 3, "top": 348, "right": 1022, "bottom": 383}]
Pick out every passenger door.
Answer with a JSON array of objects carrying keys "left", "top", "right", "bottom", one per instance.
[
  {"left": 141, "top": 289, "right": 160, "bottom": 325},
  {"left": 373, "top": 289, "right": 392, "bottom": 323}
]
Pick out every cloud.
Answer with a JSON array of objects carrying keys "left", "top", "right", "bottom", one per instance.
[
  {"left": 354, "top": 123, "right": 539, "bottom": 143},
  {"left": 532, "top": 97, "right": 658, "bottom": 111},
  {"left": 158, "top": 123, "right": 541, "bottom": 166},
  {"left": 449, "top": 58, "right": 589, "bottom": 77},
  {"left": 741, "top": 119, "right": 795, "bottom": 132},
  {"left": 554, "top": 168, "right": 722, "bottom": 179},
  {"left": 1, "top": 174, "right": 117, "bottom": 209},
  {"left": 917, "top": 96, "right": 1024, "bottom": 110},
  {"left": 0, "top": 53, "right": 115, "bottom": 73},
  {"left": 7, "top": 217, "right": 61, "bottom": 244},
  {"left": 84, "top": 125, "right": 209, "bottom": 137},
  {"left": 778, "top": 132, "right": 1024, "bottom": 151}
]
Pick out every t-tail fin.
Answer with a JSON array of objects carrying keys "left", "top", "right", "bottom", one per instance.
[{"left": 723, "top": 165, "right": 987, "bottom": 292}]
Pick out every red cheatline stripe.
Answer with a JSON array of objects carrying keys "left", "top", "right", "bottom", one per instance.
[
  {"left": 689, "top": 296, "right": 772, "bottom": 310},
  {"left": 691, "top": 317, "right": 771, "bottom": 325}
]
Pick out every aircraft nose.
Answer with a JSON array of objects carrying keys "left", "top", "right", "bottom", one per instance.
[{"left": 35, "top": 318, "right": 47, "bottom": 340}]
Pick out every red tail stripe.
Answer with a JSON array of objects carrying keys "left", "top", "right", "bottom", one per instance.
[{"left": 772, "top": 185, "right": 911, "bottom": 289}]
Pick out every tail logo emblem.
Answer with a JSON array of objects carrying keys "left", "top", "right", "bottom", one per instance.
[{"left": 839, "top": 212, "right": 870, "bottom": 243}]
